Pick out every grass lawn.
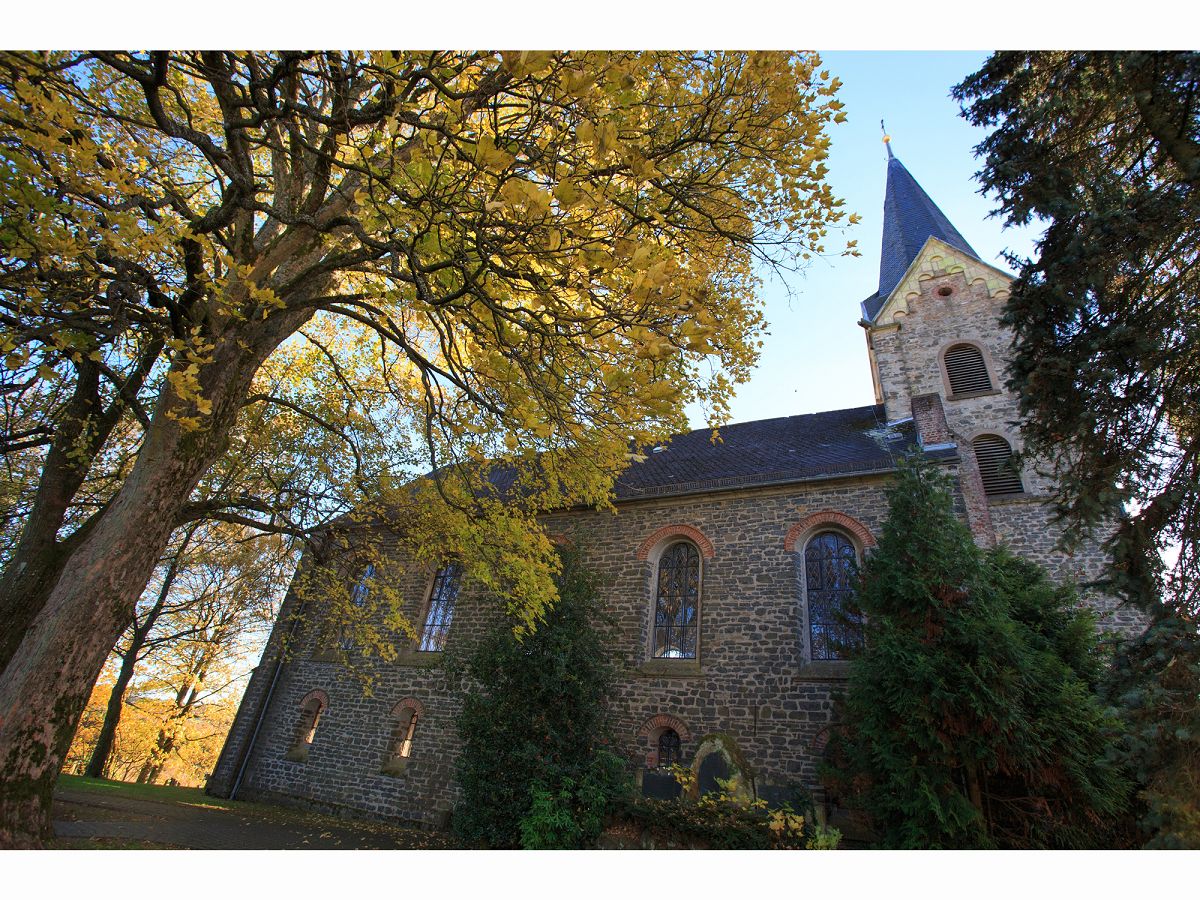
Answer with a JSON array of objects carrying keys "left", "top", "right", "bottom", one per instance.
[
  {"left": 54, "top": 773, "right": 461, "bottom": 849},
  {"left": 57, "top": 774, "right": 242, "bottom": 809}
]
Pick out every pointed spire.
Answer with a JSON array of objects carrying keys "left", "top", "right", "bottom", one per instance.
[{"left": 877, "top": 145, "right": 980, "bottom": 301}]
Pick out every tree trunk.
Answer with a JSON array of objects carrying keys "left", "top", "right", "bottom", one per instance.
[
  {"left": 965, "top": 763, "right": 988, "bottom": 837},
  {"left": 141, "top": 652, "right": 214, "bottom": 785},
  {"left": 82, "top": 526, "right": 194, "bottom": 781},
  {"left": 0, "top": 316, "right": 302, "bottom": 847},
  {"left": 83, "top": 647, "right": 138, "bottom": 780},
  {"left": 0, "top": 361, "right": 104, "bottom": 676}
]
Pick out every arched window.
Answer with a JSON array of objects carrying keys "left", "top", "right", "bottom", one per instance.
[
  {"left": 657, "top": 728, "right": 682, "bottom": 768},
  {"left": 943, "top": 343, "right": 993, "bottom": 396},
  {"left": 653, "top": 542, "right": 700, "bottom": 659},
  {"left": 418, "top": 563, "right": 462, "bottom": 652},
  {"left": 973, "top": 435, "right": 1024, "bottom": 496},
  {"left": 804, "top": 531, "right": 863, "bottom": 660},
  {"left": 339, "top": 563, "right": 375, "bottom": 651},
  {"left": 286, "top": 690, "right": 327, "bottom": 762},
  {"left": 394, "top": 711, "right": 418, "bottom": 758},
  {"left": 351, "top": 563, "right": 375, "bottom": 606}
]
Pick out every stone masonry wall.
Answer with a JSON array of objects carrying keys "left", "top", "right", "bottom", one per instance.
[
  {"left": 213, "top": 473, "right": 900, "bottom": 825},
  {"left": 211, "top": 455, "right": 1133, "bottom": 827},
  {"left": 989, "top": 498, "right": 1146, "bottom": 638}
]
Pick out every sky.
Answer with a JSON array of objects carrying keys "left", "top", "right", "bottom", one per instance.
[{"left": 685, "top": 51, "right": 1041, "bottom": 430}]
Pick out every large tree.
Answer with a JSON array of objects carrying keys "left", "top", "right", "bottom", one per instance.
[
  {"left": 955, "top": 50, "right": 1200, "bottom": 848},
  {"left": 0, "top": 51, "right": 851, "bottom": 846}
]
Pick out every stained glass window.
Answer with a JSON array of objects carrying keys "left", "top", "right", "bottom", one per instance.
[
  {"left": 351, "top": 563, "right": 375, "bottom": 606},
  {"left": 418, "top": 563, "right": 462, "bottom": 652},
  {"left": 653, "top": 542, "right": 699, "bottom": 659},
  {"left": 804, "top": 531, "right": 863, "bottom": 660}
]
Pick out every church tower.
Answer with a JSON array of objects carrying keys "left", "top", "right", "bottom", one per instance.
[
  {"left": 855, "top": 135, "right": 1143, "bottom": 639},
  {"left": 859, "top": 138, "right": 1034, "bottom": 547}
]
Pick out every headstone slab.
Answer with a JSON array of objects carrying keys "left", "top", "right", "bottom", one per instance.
[
  {"left": 689, "top": 733, "right": 755, "bottom": 803},
  {"left": 641, "top": 769, "right": 684, "bottom": 801},
  {"left": 697, "top": 751, "right": 731, "bottom": 797}
]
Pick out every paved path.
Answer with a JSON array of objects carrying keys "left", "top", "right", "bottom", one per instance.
[{"left": 53, "top": 786, "right": 454, "bottom": 849}]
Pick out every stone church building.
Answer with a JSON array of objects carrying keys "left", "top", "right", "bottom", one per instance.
[{"left": 208, "top": 144, "right": 1139, "bottom": 827}]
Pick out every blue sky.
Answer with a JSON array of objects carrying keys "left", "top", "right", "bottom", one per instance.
[{"left": 687, "top": 51, "right": 1040, "bottom": 429}]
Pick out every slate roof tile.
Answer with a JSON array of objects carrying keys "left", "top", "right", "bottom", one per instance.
[{"left": 609, "top": 403, "right": 952, "bottom": 501}]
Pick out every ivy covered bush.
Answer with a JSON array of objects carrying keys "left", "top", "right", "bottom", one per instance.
[
  {"left": 610, "top": 770, "right": 838, "bottom": 850},
  {"left": 450, "top": 546, "right": 629, "bottom": 848},
  {"left": 823, "top": 456, "right": 1132, "bottom": 849}
]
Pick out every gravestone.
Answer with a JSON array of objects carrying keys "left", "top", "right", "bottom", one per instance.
[
  {"left": 641, "top": 769, "right": 683, "bottom": 801},
  {"left": 689, "top": 733, "right": 754, "bottom": 804},
  {"left": 697, "top": 750, "right": 731, "bottom": 797}
]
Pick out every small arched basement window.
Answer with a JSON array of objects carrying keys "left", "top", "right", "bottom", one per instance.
[
  {"left": 653, "top": 541, "right": 700, "bottom": 659},
  {"left": 382, "top": 700, "right": 422, "bottom": 774},
  {"left": 943, "top": 343, "right": 993, "bottom": 396},
  {"left": 804, "top": 531, "right": 863, "bottom": 661},
  {"left": 973, "top": 435, "right": 1024, "bottom": 497},
  {"left": 418, "top": 563, "right": 462, "bottom": 652},
  {"left": 657, "top": 728, "right": 682, "bottom": 768},
  {"left": 286, "top": 691, "right": 327, "bottom": 762}
]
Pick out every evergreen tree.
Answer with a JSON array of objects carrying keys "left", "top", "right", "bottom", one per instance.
[
  {"left": 1101, "top": 615, "right": 1200, "bottom": 848},
  {"left": 451, "top": 547, "right": 627, "bottom": 848},
  {"left": 824, "top": 457, "right": 1130, "bottom": 848},
  {"left": 955, "top": 51, "right": 1200, "bottom": 848}
]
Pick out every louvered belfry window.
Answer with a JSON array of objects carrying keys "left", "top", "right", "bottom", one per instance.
[
  {"left": 944, "top": 343, "right": 993, "bottom": 396},
  {"left": 653, "top": 542, "right": 700, "bottom": 659},
  {"left": 973, "top": 435, "right": 1024, "bottom": 496}
]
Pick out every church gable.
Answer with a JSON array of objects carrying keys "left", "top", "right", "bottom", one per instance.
[{"left": 872, "top": 236, "right": 1013, "bottom": 327}]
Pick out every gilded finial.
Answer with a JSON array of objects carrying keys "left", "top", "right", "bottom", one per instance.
[{"left": 881, "top": 119, "right": 893, "bottom": 158}]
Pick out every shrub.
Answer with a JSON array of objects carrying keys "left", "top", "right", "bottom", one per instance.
[
  {"left": 1101, "top": 612, "right": 1200, "bottom": 848},
  {"left": 451, "top": 546, "right": 629, "bottom": 848},
  {"left": 609, "top": 773, "right": 834, "bottom": 850},
  {"left": 518, "top": 748, "right": 628, "bottom": 849},
  {"left": 823, "top": 455, "right": 1131, "bottom": 848}
]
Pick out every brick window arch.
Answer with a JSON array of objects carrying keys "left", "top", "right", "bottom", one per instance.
[
  {"left": 638, "top": 714, "right": 691, "bottom": 768},
  {"left": 382, "top": 698, "right": 424, "bottom": 773},
  {"left": 286, "top": 689, "right": 328, "bottom": 762},
  {"left": 636, "top": 524, "right": 715, "bottom": 560},
  {"left": 784, "top": 510, "right": 876, "bottom": 553},
  {"left": 973, "top": 434, "right": 1024, "bottom": 497},
  {"left": 942, "top": 342, "right": 994, "bottom": 397}
]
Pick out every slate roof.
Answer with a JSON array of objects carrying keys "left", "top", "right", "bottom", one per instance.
[
  {"left": 461, "top": 405, "right": 953, "bottom": 509},
  {"left": 863, "top": 148, "right": 981, "bottom": 322},
  {"left": 606, "top": 403, "right": 954, "bottom": 502}
]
